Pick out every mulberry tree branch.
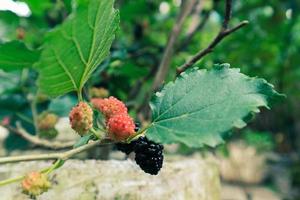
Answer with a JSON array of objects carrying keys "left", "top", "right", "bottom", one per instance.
[
  {"left": 176, "top": 0, "right": 249, "bottom": 74},
  {"left": 151, "top": 0, "right": 196, "bottom": 91},
  {"left": 177, "top": 10, "right": 211, "bottom": 52},
  {"left": 0, "top": 139, "right": 109, "bottom": 164},
  {"left": 138, "top": 0, "right": 196, "bottom": 117},
  {"left": 6, "top": 123, "right": 74, "bottom": 150}
]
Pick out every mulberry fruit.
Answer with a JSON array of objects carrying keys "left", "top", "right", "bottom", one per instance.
[
  {"left": 91, "top": 96, "right": 127, "bottom": 119},
  {"left": 134, "top": 122, "right": 140, "bottom": 132},
  {"left": 115, "top": 123, "right": 140, "bottom": 154},
  {"left": 115, "top": 142, "right": 136, "bottom": 155},
  {"left": 134, "top": 137, "right": 164, "bottom": 175},
  {"left": 22, "top": 172, "right": 51, "bottom": 196},
  {"left": 37, "top": 112, "right": 58, "bottom": 131},
  {"left": 107, "top": 114, "right": 135, "bottom": 141},
  {"left": 69, "top": 102, "right": 93, "bottom": 136}
]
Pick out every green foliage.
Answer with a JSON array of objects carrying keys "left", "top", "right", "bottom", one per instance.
[
  {"left": 146, "top": 64, "right": 284, "bottom": 147},
  {"left": 21, "top": 0, "right": 53, "bottom": 16},
  {"left": 35, "top": 0, "right": 119, "bottom": 97},
  {"left": 242, "top": 129, "right": 275, "bottom": 152},
  {"left": 0, "top": 41, "right": 40, "bottom": 71},
  {"left": 0, "top": 11, "right": 20, "bottom": 41}
]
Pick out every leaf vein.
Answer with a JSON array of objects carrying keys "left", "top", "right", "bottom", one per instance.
[{"left": 51, "top": 47, "right": 78, "bottom": 90}]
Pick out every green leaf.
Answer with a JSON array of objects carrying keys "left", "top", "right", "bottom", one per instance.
[
  {"left": 0, "top": 41, "right": 40, "bottom": 71},
  {"left": 146, "top": 64, "right": 284, "bottom": 147},
  {"left": 73, "top": 133, "right": 94, "bottom": 148},
  {"left": 35, "top": 0, "right": 119, "bottom": 97}
]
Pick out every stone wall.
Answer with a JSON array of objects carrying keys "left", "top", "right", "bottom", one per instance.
[{"left": 0, "top": 156, "right": 220, "bottom": 200}]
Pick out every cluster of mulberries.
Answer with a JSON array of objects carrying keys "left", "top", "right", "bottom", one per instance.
[
  {"left": 116, "top": 137, "right": 164, "bottom": 175},
  {"left": 69, "top": 96, "right": 136, "bottom": 141},
  {"left": 91, "top": 96, "right": 136, "bottom": 141}
]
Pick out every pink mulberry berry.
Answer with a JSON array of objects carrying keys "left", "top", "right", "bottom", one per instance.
[
  {"left": 107, "top": 114, "right": 136, "bottom": 141},
  {"left": 69, "top": 102, "right": 93, "bottom": 136},
  {"left": 22, "top": 172, "right": 51, "bottom": 196},
  {"left": 91, "top": 96, "right": 127, "bottom": 119},
  {"left": 37, "top": 112, "right": 58, "bottom": 130}
]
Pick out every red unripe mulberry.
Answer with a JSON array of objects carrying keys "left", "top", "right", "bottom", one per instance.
[
  {"left": 91, "top": 96, "right": 127, "bottom": 119},
  {"left": 69, "top": 102, "right": 93, "bottom": 135},
  {"left": 107, "top": 114, "right": 136, "bottom": 141}
]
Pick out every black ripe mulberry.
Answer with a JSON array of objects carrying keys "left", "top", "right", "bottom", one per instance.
[
  {"left": 134, "top": 122, "right": 140, "bottom": 132},
  {"left": 115, "top": 142, "right": 136, "bottom": 155},
  {"left": 134, "top": 137, "right": 164, "bottom": 175}
]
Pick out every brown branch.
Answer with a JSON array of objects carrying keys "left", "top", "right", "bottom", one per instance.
[
  {"left": 177, "top": 10, "right": 211, "bottom": 52},
  {"left": 151, "top": 0, "right": 196, "bottom": 91},
  {"left": 176, "top": 0, "right": 249, "bottom": 74},
  {"left": 222, "top": 0, "right": 233, "bottom": 30},
  {"left": 0, "top": 139, "right": 105, "bottom": 164},
  {"left": 137, "top": 0, "right": 196, "bottom": 117},
  {"left": 6, "top": 123, "right": 75, "bottom": 150}
]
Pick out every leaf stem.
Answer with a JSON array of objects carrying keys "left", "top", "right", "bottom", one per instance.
[
  {"left": 127, "top": 124, "right": 151, "bottom": 142},
  {"left": 44, "top": 159, "right": 62, "bottom": 175},
  {"left": 78, "top": 89, "right": 83, "bottom": 102}
]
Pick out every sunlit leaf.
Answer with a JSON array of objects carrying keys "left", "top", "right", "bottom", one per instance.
[{"left": 35, "top": 0, "right": 119, "bottom": 97}]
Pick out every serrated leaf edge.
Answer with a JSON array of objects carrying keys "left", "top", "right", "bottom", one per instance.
[{"left": 147, "top": 64, "right": 284, "bottom": 147}]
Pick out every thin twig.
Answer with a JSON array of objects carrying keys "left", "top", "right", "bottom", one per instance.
[
  {"left": 222, "top": 0, "right": 233, "bottom": 30},
  {"left": 0, "top": 139, "right": 104, "bottom": 164},
  {"left": 0, "top": 153, "right": 60, "bottom": 164},
  {"left": 176, "top": 0, "right": 249, "bottom": 74},
  {"left": 0, "top": 174, "right": 25, "bottom": 187},
  {"left": 16, "top": 113, "right": 33, "bottom": 124},
  {"left": 0, "top": 159, "right": 61, "bottom": 187},
  {"left": 6, "top": 123, "right": 74, "bottom": 150},
  {"left": 0, "top": 163, "right": 55, "bottom": 187}
]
